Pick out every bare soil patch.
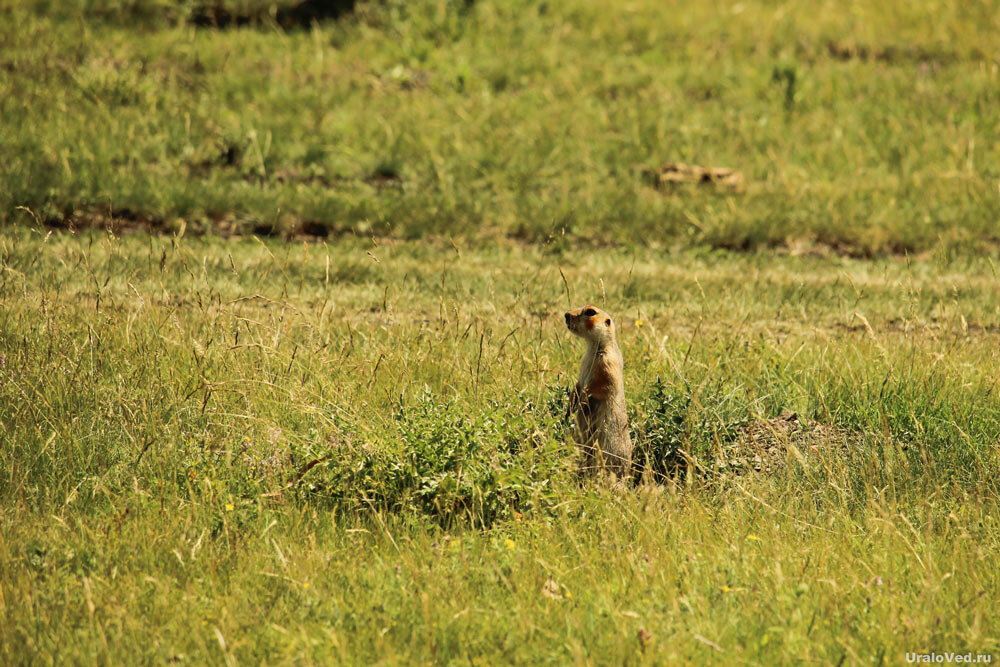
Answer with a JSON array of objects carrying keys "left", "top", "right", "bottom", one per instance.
[{"left": 715, "top": 412, "right": 854, "bottom": 474}]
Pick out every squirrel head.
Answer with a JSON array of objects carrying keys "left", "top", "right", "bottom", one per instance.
[{"left": 564, "top": 305, "right": 616, "bottom": 345}]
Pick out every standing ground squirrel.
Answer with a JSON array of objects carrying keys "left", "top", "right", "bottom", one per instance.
[{"left": 564, "top": 305, "right": 633, "bottom": 478}]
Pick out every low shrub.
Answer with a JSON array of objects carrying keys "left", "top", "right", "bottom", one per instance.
[{"left": 298, "top": 389, "right": 573, "bottom": 526}]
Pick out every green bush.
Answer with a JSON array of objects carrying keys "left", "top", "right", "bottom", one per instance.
[
  {"left": 631, "top": 378, "right": 748, "bottom": 482},
  {"left": 300, "top": 390, "right": 572, "bottom": 526}
]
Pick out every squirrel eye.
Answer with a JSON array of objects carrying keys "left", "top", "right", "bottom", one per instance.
[{"left": 582, "top": 308, "right": 597, "bottom": 317}]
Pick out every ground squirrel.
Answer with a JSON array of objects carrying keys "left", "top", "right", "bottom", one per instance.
[{"left": 564, "top": 305, "right": 632, "bottom": 478}]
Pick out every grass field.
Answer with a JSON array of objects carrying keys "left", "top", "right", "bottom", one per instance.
[
  {"left": 3, "top": 0, "right": 1000, "bottom": 664},
  {"left": 3, "top": 0, "right": 1000, "bottom": 252},
  {"left": 4, "top": 229, "right": 1000, "bottom": 663}
]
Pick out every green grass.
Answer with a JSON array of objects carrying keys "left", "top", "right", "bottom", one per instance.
[
  {"left": 3, "top": 228, "right": 1000, "bottom": 662},
  {"left": 4, "top": 0, "right": 1000, "bottom": 663},
  {"left": 2, "top": 0, "right": 1000, "bottom": 252}
]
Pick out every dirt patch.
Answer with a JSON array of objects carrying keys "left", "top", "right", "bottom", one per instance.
[
  {"left": 715, "top": 412, "right": 853, "bottom": 474},
  {"left": 707, "top": 235, "right": 928, "bottom": 259},
  {"left": 271, "top": 168, "right": 334, "bottom": 187},
  {"left": 37, "top": 209, "right": 163, "bottom": 236},
  {"left": 23, "top": 207, "right": 352, "bottom": 241},
  {"left": 644, "top": 162, "right": 745, "bottom": 190},
  {"left": 826, "top": 41, "right": 968, "bottom": 65}
]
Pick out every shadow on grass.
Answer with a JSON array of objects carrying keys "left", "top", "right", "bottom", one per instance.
[{"left": 192, "top": 0, "right": 360, "bottom": 29}]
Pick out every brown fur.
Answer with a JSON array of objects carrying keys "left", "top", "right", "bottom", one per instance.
[{"left": 564, "top": 305, "right": 632, "bottom": 478}]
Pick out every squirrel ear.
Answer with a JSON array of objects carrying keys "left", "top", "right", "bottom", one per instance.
[{"left": 605, "top": 318, "right": 611, "bottom": 327}]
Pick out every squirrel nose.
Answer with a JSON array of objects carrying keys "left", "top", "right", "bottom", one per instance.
[{"left": 564, "top": 312, "right": 571, "bottom": 324}]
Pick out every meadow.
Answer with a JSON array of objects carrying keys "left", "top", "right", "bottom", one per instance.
[
  {"left": 2, "top": 0, "right": 1000, "bottom": 664},
  {"left": 2, "top": 0, "right": 999, "bottom": 252}
]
